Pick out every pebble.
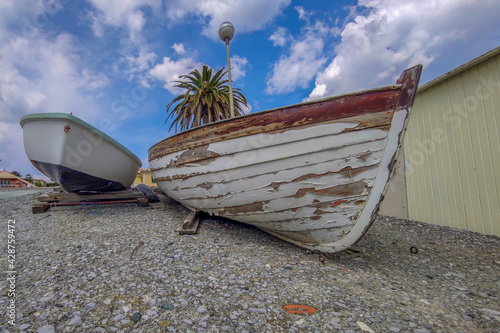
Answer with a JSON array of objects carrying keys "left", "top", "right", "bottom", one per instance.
[
  {"left": 479, "top": 307, "right": 500, "bottom": 320},
  {"left": 132, "top": 312, "right": 142, "bottom": 323},
  {"left": 36, "top": 325, "right": 55, "bottom": 333},
  {"left": 121, "top": 319, "right": 131, "bottom": 326},
  {"left": 249, "top": 308, "right": 267, "bottom": 313},
  {"left": 357, "top": 321, "right": 375, "bottom": 333},
  {"left": 146, "top": 309, "right": 157, "bottom": 317},
  {"left": 1, "top": 188, "right": 499, "bottom": 332},
  {"left": 84, "top": 302, "right": 96, "bottom": 311},
  {"left": 113, "top": 314, "right": 125, "bottom": 322},
  {"left": 68, "top": 316, "right": 82, "bottom": 325},
  {"left": 160, "top": 302, "right": 174, "bottom": 310}
]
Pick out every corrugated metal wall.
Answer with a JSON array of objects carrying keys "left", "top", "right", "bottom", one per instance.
[{"left": 404, "top": 52, "right": 500, "bottom": 236}]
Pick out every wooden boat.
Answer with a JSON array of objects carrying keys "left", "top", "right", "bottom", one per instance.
[
  {"left": 20, "top": 113, "right": 142, "bottom": 192},
  {"left": 149, "top": 65, "right": 422, "bottom": 253}
]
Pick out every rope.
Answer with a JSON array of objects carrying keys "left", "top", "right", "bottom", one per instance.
[{"left": 76, "top": 202, "right": 99, "bottom": 214}]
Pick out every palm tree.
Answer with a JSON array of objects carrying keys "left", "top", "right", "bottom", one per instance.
[{"left": 166, "top": 65, "right": 248, "bottom": 133}]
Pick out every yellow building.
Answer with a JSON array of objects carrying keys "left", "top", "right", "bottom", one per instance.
[
  {"left": 33, "top": 179, "right": 48, "bottom": 187},
  {"left": 381, "top": 46, "right": 500, "bottom": 237},
  {"left": 133, "top": 168, "right": 157, "bottom": 187}
]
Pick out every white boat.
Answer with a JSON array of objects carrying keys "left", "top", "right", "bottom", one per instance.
[
  {"left": 20, "top": 113, "right": 142, "bottom": 192},
  {"left": 149, "top": 65, "right": 422, "bottom": 253}
]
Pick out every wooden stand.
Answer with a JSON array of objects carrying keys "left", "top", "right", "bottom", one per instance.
[
  {"left": 32, "top": 188, "right": 149, "bottom": 214},
  {"left": 178, "top": 211, "right": 202, "bottom": 235}
]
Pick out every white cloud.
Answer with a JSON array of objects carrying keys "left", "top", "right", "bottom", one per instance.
[
  {"left": 172, "top": 43, "right": 185, "bottom": 55},
  {"left": 82, "top": 69, "right": 110, "bottom": 90},
  {"left": 266, "top": 23, "right": 328, "bottom": 94},
  {"left": 24, "top": 91, "right": 47, "bottom": 110},
  {"left": 1, "top": 33, "right": 107, "bottom": 117},
  {"left": 0, "top": 30, "right": 109, "bottom": 175},
  {"left": 148, "top": 52, "right": 246, "bottom": 95},
  {"left": 149, "top": 56, "right": 201, "bottom": 94},
  {"left": 0, "top": 0, "right": 61, "bottom": 40},
  {"left": 86, "top": 0, "right": 162, "bottom": 39},
  {"left": 269, "top": 27, "right": 290, "bottom": 47},
  {"left": 85, "top": 0, "right": 291, "bottom": 92},
  {"left": 229, "top": 55, "right": 248, "bottom": 82},
  {"left": 165, "top": 0, "right": 291, "bottom": 39},
  {"left": 0, "top": 122, "right": 26, "bottom": 174},
  {"left": 240, "top": 103, "right": 252, "bottom": 115},
  {"left": 295, "top": 6, "right": 309, "bottom": 21},
  {"left": 125, "top": 49, "right": 158, "bottom": 74},
  {"left": 308, "top": 0, "right": 500, "bottom": 100}
]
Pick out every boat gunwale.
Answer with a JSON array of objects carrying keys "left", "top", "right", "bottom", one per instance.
[
  {"left": 20, "top": 112, "right": 142, "bottom": 166},
  {"left": 149, "top": 84, "right": 403, "bottom": 160}
]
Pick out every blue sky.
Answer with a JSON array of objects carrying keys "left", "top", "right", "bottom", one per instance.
[{"left": 1, "top": 0, "right": 500, "bottom": 179}]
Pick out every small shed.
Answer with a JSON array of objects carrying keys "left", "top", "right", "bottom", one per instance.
[{"left": 381, "top": 46, "right": 500, "bottom": 237}]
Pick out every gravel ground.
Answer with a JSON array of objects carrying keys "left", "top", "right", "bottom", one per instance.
[{"left": 1, "top": 188, "right": 499, "bottom": 333}]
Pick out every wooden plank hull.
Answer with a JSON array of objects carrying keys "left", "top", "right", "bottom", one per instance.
[
  {"left": 20, "top": 113, "right": 142, "bottom": 192},
  {"left": 149, "top": 66, "right": 422, "bottom": 253}
]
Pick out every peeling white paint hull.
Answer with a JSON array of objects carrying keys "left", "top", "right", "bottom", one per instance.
[{"left": 149, "top": 66, "right": 422, "bottom": 253}]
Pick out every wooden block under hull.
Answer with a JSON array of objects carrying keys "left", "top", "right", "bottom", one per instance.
[
  {"left": 37, "top": 189, "right": 143, "bottom": 203},
  {"left": 32, "top": 203, "right": 50, "bottom": 214},
  {"left": 32, "top": 189, "right": 149, "bottom": 214},
  {"left": 31, "top": 198, "right": 149, "bottom": 214}
]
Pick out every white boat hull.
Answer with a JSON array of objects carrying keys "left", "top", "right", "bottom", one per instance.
[
  {"left": 20, "top": 113, "right": 142, "bottom": 192},
  {"left": 149, "top": 66, "right": 422, "bottom": 253}
]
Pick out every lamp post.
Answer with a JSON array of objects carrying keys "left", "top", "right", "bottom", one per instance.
[{"left": 218, "top": 21, "right": 235, "bottom": 118}]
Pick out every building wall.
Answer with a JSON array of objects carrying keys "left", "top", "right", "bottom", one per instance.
[
  {"left": 403, "top": 51, "right": 500, "bottom": 236},
  {"left": 33, "top": 179, "right": 47, "bottom": 187},
  {"left": 142, "top": 171, "right": 157, "bottom": 187},
  {"left": 0, "top": 180, "right": 13, "bottom": 187},
  {"left": 133, "top": 169, "right": 157, "bottom": 187},
  {"left": 379, "top": 147, "right": 408, "bottom": 219},
  {"left": 0, "top": 179, "right": 27, "bottom": 188}
]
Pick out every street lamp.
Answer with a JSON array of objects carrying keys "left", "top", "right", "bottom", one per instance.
[{"left": 218, "top": 21, "right": 235, "bottom": 118}]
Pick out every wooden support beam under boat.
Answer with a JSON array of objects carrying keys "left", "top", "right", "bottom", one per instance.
[
  {"left": 31, "top": 189, "right": 149, "bottom": 214},
  {"left": 31, "top": 198, "right": 149, "bottom": 214},
  {"left": 37, "top": 189, "right": 144, "bottom": 203},
  {"left": 178, "top": 211, "right": 202, "bottom": 235}
]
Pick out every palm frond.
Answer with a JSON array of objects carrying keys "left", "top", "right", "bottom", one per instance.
[{"left": 166, "top": 65, "right": 249, "bottom": 133}]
